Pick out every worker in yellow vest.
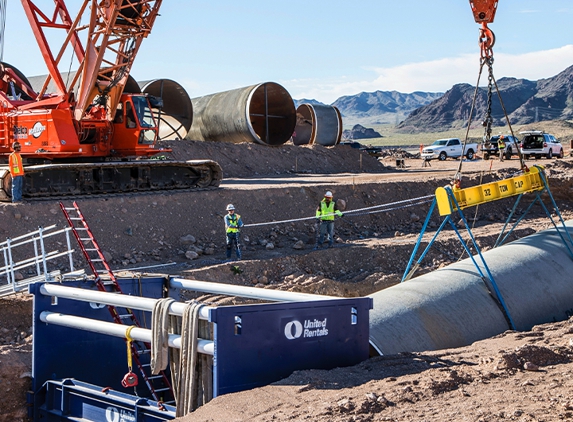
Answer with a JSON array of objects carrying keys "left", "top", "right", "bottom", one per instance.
[
  {"left": 224, "top": 204, "right": 244, "bottom": 260},
  {"left": 498, "top": 136, "right": 506, "bottom": 162},
  {"left": 314, "top": 191, "right": 343, "bottom": 249},
  {"left": 9, "top": 142, "right": 24, "bottom": 202}
]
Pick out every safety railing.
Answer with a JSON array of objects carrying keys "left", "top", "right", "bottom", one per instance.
[{"left": 0, "top": 225, "right": 75, "bottom": 297}]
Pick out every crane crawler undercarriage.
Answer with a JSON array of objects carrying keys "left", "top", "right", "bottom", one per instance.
[{"left": 0, "top": 159, "right": 223, "bottom": 201}]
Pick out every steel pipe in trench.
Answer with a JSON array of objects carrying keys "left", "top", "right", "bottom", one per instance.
[
  {"left": 292, "top": 103, "right": 343, "bottom": 146},
  {"left": 186, "top": 82, "right": 296, "bottom": 146},
  {"left": 368, "top": 220, "right": 573, "bottom": 356}
]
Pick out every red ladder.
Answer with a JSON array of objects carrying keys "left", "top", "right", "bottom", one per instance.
[{"left": 59, "top": 201, "right": 174, "bottom": 405}]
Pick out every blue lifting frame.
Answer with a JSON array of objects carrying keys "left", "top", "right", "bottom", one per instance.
[{"left": 402, "top": 168, "right": 573, "bottom": 331}]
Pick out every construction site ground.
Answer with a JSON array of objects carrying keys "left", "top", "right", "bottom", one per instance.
[{"left": 2, "top": 140, "right": 573, "bottom": 421}]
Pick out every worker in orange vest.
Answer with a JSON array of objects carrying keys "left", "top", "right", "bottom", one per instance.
[{"left": 9, "top": 141, "right": 24, "bottom": 202}]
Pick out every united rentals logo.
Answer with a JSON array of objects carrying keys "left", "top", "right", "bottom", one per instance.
[
  {"left": 30, "top": 122, "right": 46, "bottom": 138},
  {"left": 284, "top": 320, "right": 303, "bottom": 339},
  {"left": 284, "top": 318, "right": 329, "bottom": 340},
  {"left": 105, "top": 406, "right": 135, "bottom": 422}
]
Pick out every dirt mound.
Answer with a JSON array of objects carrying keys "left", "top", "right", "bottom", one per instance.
[
  {"left": 161, "top": 139, "right": 387, "bottom": 178},
  {"left": 187, "top": 317, "right": 573, "bottom": 422}
]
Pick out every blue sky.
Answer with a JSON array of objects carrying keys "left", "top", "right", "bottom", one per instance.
[{"left": 3, "top": 1, "right": 573, "bottom": 104}]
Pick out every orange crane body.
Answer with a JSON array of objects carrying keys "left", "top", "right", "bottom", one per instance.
[
  {"left": 0, "top": 0, "right": 222, "bottom": 199},
  {"left": 469, "top": 0, "right": 498, "bottom": 24}
]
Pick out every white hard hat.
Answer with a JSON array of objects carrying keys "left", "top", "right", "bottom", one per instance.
[
  {"left": 226, "top": 204, "right": 235, "bottom": 211},
  {"left": 324, "top": 191, "right": 333, "bottom": 198}
]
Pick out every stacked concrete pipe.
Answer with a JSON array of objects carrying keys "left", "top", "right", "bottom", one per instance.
[
  {"left": 186, "top": 82, "right": 296, "bottom": 146},
  {"left": 368, "top": 220, "right": 573, "bottom": 356},
  {"left": 1, "top": 61, "right": 35, "bottom": 97},
  {"left": 28, "top": 72, "right": 142, "bottom": 97},
  {"left": 28, "top": 72, "right": 191, "bottom": 141},
  {"left": 138, "top": 79, "right": 193, "bottom": 140},
  {"left": 292, "top": 103, "right": 343, "bottom": 146}
]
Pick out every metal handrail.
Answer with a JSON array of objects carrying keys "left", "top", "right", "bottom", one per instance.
[{"left": 0, "top": 225, "right": 76, "bottom": 297}]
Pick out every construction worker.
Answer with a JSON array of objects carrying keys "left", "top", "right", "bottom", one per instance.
[
  {"left": 224, "top": 204, "right": 244, "bottom": 260},
  {"left": 9, "top": 141, "right": 24, "bottom": 202},
  {"left": 498, "top": 135, "right": 506, "bottom": 162},
  {"left": 314, "top": 191, "right": 343, "bottom": 249}
]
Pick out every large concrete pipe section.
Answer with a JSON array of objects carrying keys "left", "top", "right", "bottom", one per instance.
[
  {"left": 1, "top": 62, "right": 34, "bottom": 98},
  {"left": 369, "top": 220, "right": 573, "bottom": 356},
  {"left": 186, "top": 82, "right": 296, "bottom": 146},
  {"left": 138, "top": 79, "right": 193, "bottom": 140},
  {"left": 28, "top": 73, "right": 191, "bottom": 141},
  {"left": 28, "top": 72, "right": 141, "bottom": 96},
  {"left": 292, "top": 103, "right": 343, "bottom": 146}
]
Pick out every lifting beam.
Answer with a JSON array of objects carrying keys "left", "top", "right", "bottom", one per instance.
[{"left": 436, "top": 166, "right": 545, "bottom": 216}]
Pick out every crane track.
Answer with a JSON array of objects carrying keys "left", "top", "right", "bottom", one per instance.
[
  {"left": 25, "top": 184, "right": 222, "bottom": 202},
  {"left": 0, "top": 160, "right": 223, "bottom": 202}
]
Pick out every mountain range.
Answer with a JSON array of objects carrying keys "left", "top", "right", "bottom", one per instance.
[{"left": 296, "top": 65, "right": 573, "bottom": 132}]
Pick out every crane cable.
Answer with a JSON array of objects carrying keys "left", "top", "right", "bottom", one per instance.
[
  {"left": 455, "top": 21, "right": 528, "bottom": 188},
  {"left": 0, "top": 0, "right": 6, "bottom": 62}
]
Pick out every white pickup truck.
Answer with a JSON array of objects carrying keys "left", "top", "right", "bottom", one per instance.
[{"left": 421, "top": 138, "right": 478, "bottom": 161}]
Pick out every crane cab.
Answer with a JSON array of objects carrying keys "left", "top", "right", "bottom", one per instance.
[{"left": 112, "top": 93, "right": 166, "bottom": 157}]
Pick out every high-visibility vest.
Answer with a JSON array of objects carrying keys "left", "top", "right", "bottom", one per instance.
[
  {"left": 225, "top": 214, "right": 242, "bottom": 233},
  {"left": 9, "top": 152, "right": 24, "bottom": 177},
  {"left": 316, "top": 199, "right": 341, "bottom": 221}
]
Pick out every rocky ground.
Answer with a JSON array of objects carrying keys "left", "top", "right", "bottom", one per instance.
[{"left": 1, "top": 140, "right": 573, "bottom": 421}]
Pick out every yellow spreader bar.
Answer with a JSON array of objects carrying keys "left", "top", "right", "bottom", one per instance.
[{"left": 436, "top": 165, "right": 546, "bottom": 216}]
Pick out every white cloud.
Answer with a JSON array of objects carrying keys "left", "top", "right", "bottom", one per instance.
[
  {"left": 286, "top": 45, "right": 573, "bottom": 104},
  {"left": 494, "top": 45, "right": 573, "bottom": 81}
]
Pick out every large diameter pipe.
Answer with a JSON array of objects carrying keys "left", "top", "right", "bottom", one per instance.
[
  {"left": 1, "top": 61, "right": 34, "bottom": 93},
  {"left": 170, "top": 278, "right": 334, "bottom": 302},
  {"left": 39, "top": 283, "right": 213, "bottom": 320},
  {"left": 292, "top": 104, "right": 343, "bottom": 146},
  {"left": 40, "top": 311, "right": 215, "bottom": 355},
  {"left": 139, "top": 79, "right": 193, "bottom": 140},
  {"left": 368, "top": 221, "right": 573, "bottom": 355},
  {"left": 186, "top": 82, "right": 296, "bottom": 146},
  {"left": 30, "top": 73, "right": 192, "bottom": 141},
  {"left": 28, "top": 73, "right": 141, "bottom": 96}
]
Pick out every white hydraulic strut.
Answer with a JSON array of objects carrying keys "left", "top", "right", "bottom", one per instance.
[
  {"left": 40, "top": 283, "right": 213, "bottom": 320},
  {"left": 39, "top": 311, "right": 214, "bottom": 355},
  {"left": 170, "top": 278, "right": 335, "bottom": 302}
]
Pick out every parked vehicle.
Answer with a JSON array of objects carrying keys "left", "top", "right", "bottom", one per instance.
[
  {"left": 519, "top": 131, "right": 563, "bottom": 159},
  {"left": 361, "top": 145, "right": 384, "bottom": 157},
  {"left": 340, "top": 141, "right": 383, "bottom": 156},
  {"left": 339, "top": 141, "right": 363, "bottom": 149},
  {"left": 482, "top": 135, "right": 520, "bottom": 160},
  {"left": 421, "top": 138, "right": 478, "bottom": 161}
]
